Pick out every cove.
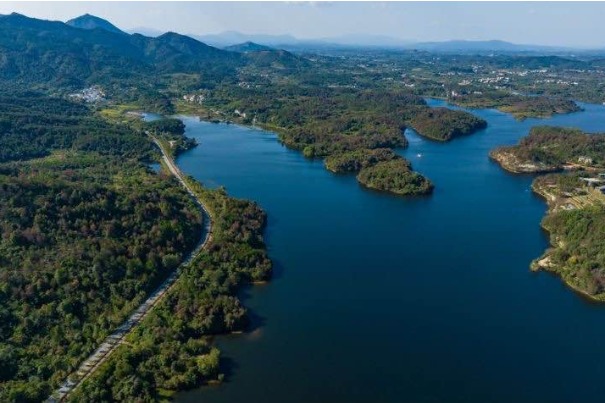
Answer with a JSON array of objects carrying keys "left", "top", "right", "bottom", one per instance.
[{"left": 173, "top": 100, "right": 605, "bottom": 403}]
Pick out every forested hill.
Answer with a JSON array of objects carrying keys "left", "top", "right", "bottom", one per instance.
[
  {"left": 66, "top": 14, "right": 126, "bottom": 34},
  {"left": 0, "top": 13, "right": 243, "bottom": 87},
  {"left": 225, "top": 41, "right": 274, "bottom": 53}
]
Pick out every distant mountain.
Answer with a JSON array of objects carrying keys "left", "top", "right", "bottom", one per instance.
[
  {"left": 127, "top": 26, "right": 165, "bottom": 38},
  {"left": 409, "top": 40, "right": 571, "bottom": 54},
  {"left": 195, "top": 31, "right": 411, "bottom": 49},
  {"left": 195, "top": 31, "right": 298, "bottom": 47},
  {"left": 66, "top": 13, "right": 125, "bottom": 34},
  {"left": 216, "top": 41, "right": 309, "bottom": 69},
  {"left": 243, "top": 48, "right": 310, "bottom": 69},
  {"left": 138, "top": 31, "right": 241, "bottom": 72},
  {"left": 225, "top": 41, "right": 274, "bottom": 53},
  {"left": 194, "top": 32, "right": 570, "bottom": 53},
  {"left": 315, "top": 34, "right": 413, "bottom": 48},
  {"left": 179, "top": 28, "right": 589, "bottom": 54}
]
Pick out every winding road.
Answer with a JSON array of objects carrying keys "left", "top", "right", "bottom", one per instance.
[{"left": 48, "top": 135, "right": 212, "bottom": 402}]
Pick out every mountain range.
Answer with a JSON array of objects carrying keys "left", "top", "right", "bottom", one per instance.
[
  {"left": 0, "top": 13, "right": 308, "bottom": 89},
  {"left": 59, "top": 14, "right": 594, "bottom": 55},
  {"left": 192, "top": 31, "right": 577, "bottom": 53},
  {"left": 0, "top": 11, "right": 598, "bottom": 93}
]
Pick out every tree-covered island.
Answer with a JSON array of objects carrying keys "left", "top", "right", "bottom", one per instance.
[
  {"left": 409, "top": 107, "right": 487, "bottom": 141},
  {"left": 325, "top": 148, "right": 433, "bottom": 195},
  {"left": 448, "top": 92, "right": 581, "bottom": 120}
]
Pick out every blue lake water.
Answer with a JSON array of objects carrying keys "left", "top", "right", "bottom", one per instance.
[
  {"left": 147, "top": 162, "right": 161, "bottom": 173},
  {"left": 174, "top": 101, "right": 605, "bottom": 403}
]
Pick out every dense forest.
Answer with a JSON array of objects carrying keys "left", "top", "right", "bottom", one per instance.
[
  {"left": 0, "top": 94, "right": 153, "bottom": 162},
  {"left": 0, "top": 153, "right": 202, "bottom": 402},
  {"left": 0, "top": 87, "right": 272, "bottom": 401},
  {"left": 144, "top": 118, "right": 197, "bottom": 157},
  {"left": 357, "top": 159, "right": 434, "bottom": 196},
  {"left": 69, "top": 184, "right": 272, "bottom": 401},
  {"left": 409, "top": 107, "right": 487, "bottom": 141},
  {"left": 537, "top": 205, "right": 605, "bottom": 298},
  {"left": 324, "top": 148, "right": 431, "bottom": 195},
  {"left": 450, "top": 92, "right": 581, "bottom": 119},
  {"left": 324, "top": 148, "right": 401, "bottom": 173}
]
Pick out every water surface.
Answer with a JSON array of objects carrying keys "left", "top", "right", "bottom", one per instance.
[{"left": 175, "top": 101, "right": 605, "bottom": 403}]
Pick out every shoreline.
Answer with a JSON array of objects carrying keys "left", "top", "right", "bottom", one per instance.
[
  {"left": 428, "top": 96, "right": 582, "bottom": 120},
  {"left": 176, "top": 110, "right": 435, "bottom": 198},
  {"left": 488, "top": 149, "right": 560, "bottom": 174},
  {"left": 530, "top": 180, "right": 605, "bottom": 303}
]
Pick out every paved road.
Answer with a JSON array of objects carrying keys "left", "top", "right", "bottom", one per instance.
[{"left": 48, "top": 135, "right": 212, "bottom": 402}]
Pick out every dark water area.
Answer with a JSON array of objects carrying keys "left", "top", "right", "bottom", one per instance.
[
  {"left": 143, "top": 113, "right": 163, "bottom": 173},
  {"left": 142, "top": 112, "right": 162, "bottom": 122},
  {"left": 147, "top": 162, "right": 161, "bottom": 174},
  {"left": 174, "top": 101, "right": 605, "bottom": 403}
]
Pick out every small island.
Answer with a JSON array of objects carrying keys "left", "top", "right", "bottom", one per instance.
[
  {"left": 409, "top": 107, "right": 487, "bottom": 141},
  {"left": 357, "top": 160, "right": 433, "bottom": 195},
  {"left": 451, "top": 92, "right": 581, "bottom": 120},
  {"left": 325, "top": 148, "right": 433, "bottom": 196},
  {"left": 490, "top": 126, "right": 605, "bottom": 173}
]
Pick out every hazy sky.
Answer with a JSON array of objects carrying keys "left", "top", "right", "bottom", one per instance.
[{"left": 0, "top": 1, "right": 603, "bottom": 47}]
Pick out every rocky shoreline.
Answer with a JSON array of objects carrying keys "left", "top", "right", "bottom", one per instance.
[{"left": 488, "top": 148, "right": 559, "bottom": 174}]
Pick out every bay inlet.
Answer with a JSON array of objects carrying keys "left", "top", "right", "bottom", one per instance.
[{"left": 173, "top": 101, "right": 605, "bottom": 403}]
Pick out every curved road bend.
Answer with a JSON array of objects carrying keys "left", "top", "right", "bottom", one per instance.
[{"left": 48, "top": 134, "right": 213, "bottom": 402}]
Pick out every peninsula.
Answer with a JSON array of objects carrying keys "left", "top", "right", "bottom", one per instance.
[
  {"left": 491, "top": 127, "right": 605, "bottom": 300},
  {"left": 489, "top": 126, "right": 605, "bottom": 173},
  {"left": 531, "top": 173, "right": 605, "bottom": 300}
]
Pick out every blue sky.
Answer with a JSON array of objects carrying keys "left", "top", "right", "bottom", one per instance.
[{"left": 1, "top": 2, "right": 603, "bottom": 48}]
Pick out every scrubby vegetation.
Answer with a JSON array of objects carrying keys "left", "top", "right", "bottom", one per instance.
[
  {"left": 410, "top": 107, "right": 487, "bottom": 141},
  {"left": 490, "top": 126, "right": 605, "bottom": 172},
  {"left": 533, "top": 172, "right": 586, "bottom": 196}
]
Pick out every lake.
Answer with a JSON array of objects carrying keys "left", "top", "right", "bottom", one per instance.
[{"left": 174, "top": 101, "right": 605, "bottom": 403}]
